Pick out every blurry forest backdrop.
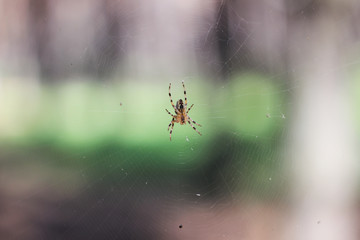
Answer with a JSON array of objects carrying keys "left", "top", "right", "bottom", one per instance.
[{"left": 1, "top": 0, "right": 360, "bottom": 239}]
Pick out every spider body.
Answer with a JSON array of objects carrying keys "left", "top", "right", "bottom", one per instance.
[
  {"left": 176, "top": 99, "right": 185, "bottom": 112},
  {"left": 175, "top": 99, "right": 186, "bottom": 124},
  {"left": 166, "top": 82, "right": 202, "bottom": 140}
]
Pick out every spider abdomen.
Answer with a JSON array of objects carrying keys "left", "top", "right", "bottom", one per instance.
[{"left": 176, "top": 99, "right": 184, "bottom": 110}]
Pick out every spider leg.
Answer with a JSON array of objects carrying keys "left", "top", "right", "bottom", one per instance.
[
  {"left": 182, "top": 81, "right": 188, "bottom": 109},
  {"left": 165, "top": 109, "right": 175, "bottom": 117},
  {"left": 188, "top": 120, "right": 202, "bottom": 136},
  {"left": 169, "top": 83, "right": 179, "bottom": 114},
  {"left": 168, "top": 117, "right": 175, "bottom": 131},
  {"left": 188, "top": 116, "right": 202, "bottom": 127},
  {"left": 169, "top": 122, "right": 175, "bottom": 141},
  {"left": 186, "top": 104, "right": 194, "bottom": 114},
  {"left": 167, "top": 122, "right": 172, "bottom": 131}
]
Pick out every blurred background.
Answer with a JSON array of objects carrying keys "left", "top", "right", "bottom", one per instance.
[{"left": 1, "top": 0, "right": 360, "bottom": 239}]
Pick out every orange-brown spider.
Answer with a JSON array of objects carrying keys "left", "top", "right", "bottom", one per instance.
[{"left": 165, "top": 82, "right": 202, "bottom": 141}]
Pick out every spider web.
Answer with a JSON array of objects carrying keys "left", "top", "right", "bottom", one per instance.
[{"left": 1, "top": 1, "right": 358, "bottom": 240}]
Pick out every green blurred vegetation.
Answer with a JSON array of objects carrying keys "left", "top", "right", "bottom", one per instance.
[
  {"left": 0, "top": 73, "right": 288, "bottom": 197},
  {"left": 351, "top": 67, "right": 360, "bottom": 134}
]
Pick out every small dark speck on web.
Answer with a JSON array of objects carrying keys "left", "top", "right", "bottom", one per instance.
[
  {"left": 317, "top": 220, "right": 321, "bottom": 224},
  {"left": 179, "top": 224, "right": 183, "bottom": 229}
]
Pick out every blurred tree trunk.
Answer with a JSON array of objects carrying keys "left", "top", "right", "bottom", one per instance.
[
  {"left": 0, "top": 1, "right": 39, "bottom": 78},
  {"left": 287, "top": 1, "right": 358, "bottom": 239}
]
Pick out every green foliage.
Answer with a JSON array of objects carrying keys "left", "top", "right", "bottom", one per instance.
[
  {"left": 226, "top": 73, "right": 283, "bottom": 138},
  {"left": 0, "top": 74, "right": 287, "bottom": 198}
]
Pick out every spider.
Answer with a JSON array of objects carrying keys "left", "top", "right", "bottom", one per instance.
[{"left": 165, "top": 81, "right": 202, "bottom": 141}]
